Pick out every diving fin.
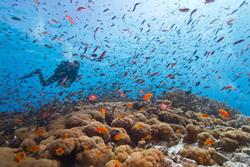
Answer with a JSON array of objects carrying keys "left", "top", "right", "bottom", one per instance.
[{"left": 19, "top": 69, "right": 41, "bottom": 80}]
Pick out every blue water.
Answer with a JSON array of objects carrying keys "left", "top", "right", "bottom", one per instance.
[{"left": 0, "top": 0, "right": 249, "bottom": 115}]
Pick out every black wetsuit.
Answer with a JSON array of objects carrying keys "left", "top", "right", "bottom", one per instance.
[
  {"left": 39, "top": 61, "right": 80, "bottom": 87},
  {"left": 20, "top": 61, "right": 80, "bottom": 87}
]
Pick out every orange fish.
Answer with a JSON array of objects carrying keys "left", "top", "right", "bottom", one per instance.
[
  {"left": 99, "top": 108, "right": 106, "bottom": 115},
  {"left": 55, "top": 147, "right": 64, "bottom": 156},
  {"left": 204, "top": 138, "right": 214, "bottom": 146},
  {"left": 96, "top": 126, "right": 108, "bottom": 134},
  {"left": 114, "top": 160, "right": 121, "bottom": 167},
  {"left": 65, "top": 15, "right": 75, "bottom": 25},
  {"left": 127, "top": 103, "right": 133, "bottom": 108},
  {"left": 29, "top": 145, "right": 40, "bottom": 153},
  {"left": 218, "top": 109, "right": 231, "bottom": 119},
  {"left": 143, "top": 93, "right": 153, "bottom": 101},
  {"left": 15, "top": 151, "right": 26, "bottom": 162},
  {"left": 15, "top": 118, "right": 23, "bottom": 125},
  {"left": 199, "top": 113, "right": 210, "bottom": 119}
]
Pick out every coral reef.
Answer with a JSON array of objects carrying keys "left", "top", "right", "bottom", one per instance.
[
  {"left": 0, "top": 90, "right": 249, "bottom": 167},
  {"left": 180, "top": 146, "right": 216, "bottom": 165}
]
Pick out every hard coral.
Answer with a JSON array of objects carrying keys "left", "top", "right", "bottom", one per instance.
[
  {"left": 74, "top": 136, "right": 96, "bottom": 152},
  {"left": 151, "top": 122, "right": 179, "bottom": 145},
  {"left": 48, "top": 116, "right": 66, "bottom": 130},
  {"left": 20, "top": 138, "right": 36, "bottom": 150},
  {"left": 146, "top": 117, "right": 161, "bottom": 125},
  {"left": 128, "top": 113, "right": 148, "bottom": 123},
  {"left": 18, "top": 157, "right": 60, "bottom": 167},
  {"left": 220, "top": 137, "right": 239, "bottom": 152},
  {"left": 46, "top": 138, "right": 75, "bottom": 158},
  {"left": 86, "top": 109, "right": 106, "bottom": 122},
  {"left": 84, "top": 121, "right": 110, "bottom": 140},
  {"left": 55, "top": 128, "right": 84, "bottom": 139},
  {"left": 15, "top": 127, "right": 30, "bottom": 142},
  {"left": 76, "top": 143, "right": 114, "bottom": 167},
  {"left": 65, "top": 113, "right": 92, "bottom": 128},
  {"left": 197, "top": 132, "right": 216, "bottom": 146},
  {"left": 114, "top": 145, "right": 134, "bottom": 162},
  {"left": 241, "top": 126, "right": 250, "bottom": 133},
  {"left": 183, "top": 124, "right": 201, "bottom": 144},
  {"left": 221, "top": 130, "right": 250, "bottom": 145},
  {"left": 159, "top": 111, "right": 189, "bottom": 126},
  {"left": 180, "top": 146, "right": 216, "bottom": 165},
  {"left": 122, "top": 149, "right": 166, "bottom": 167},
  {"left": 0, "top": 147, "right": 17, "bottom": 167},
  {"left": 110, "top": 128, "right": 131, "bottom": 145},
  {"left": 131, "top": 122, "right": 151, "bottom": 142},
  {"left": 111, "top": 117, "right": 135, "bottom": 132}
]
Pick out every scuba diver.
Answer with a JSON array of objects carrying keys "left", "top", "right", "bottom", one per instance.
[{"left": 19, "top": 60, "right": 80, "bottom": 87}]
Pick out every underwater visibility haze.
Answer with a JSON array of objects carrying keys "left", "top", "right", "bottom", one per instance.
[
  {"left": 1, "top": 0, "right": 250, "bottom": 167},
  {"left": 0, "top": 0, "right": 250, "bottom": 114}
]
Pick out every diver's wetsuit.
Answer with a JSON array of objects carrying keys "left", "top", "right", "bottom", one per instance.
[
  {"left": 38, "top": 61, "right": 80, "bottom": 87},
  {"left": 20, "top": 60, "right": 80, "bottom": 87}
]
